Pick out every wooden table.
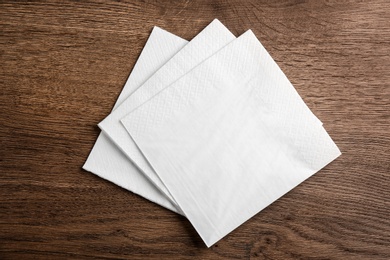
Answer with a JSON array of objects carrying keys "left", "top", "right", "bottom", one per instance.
[{"left": 1, "top": 1, "right": 389, "bottom": 259}]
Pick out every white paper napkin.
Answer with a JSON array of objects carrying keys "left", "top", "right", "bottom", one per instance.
[
  {"left": 121, "top": 30, "right": 341, "bottom": 247},
  {"left": 83, "top": 26, "right": 187, "bottom": 214},
  {"left": 98, "top": 19, "right": 236, "bottom": 204}
]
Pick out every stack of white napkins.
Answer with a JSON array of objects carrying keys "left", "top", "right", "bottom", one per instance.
[{"left": 83, "top": 19, "right": 341, "bottom": 247}]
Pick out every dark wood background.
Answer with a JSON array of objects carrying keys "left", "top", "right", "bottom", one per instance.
[{"left": 1, "top": 0, "right": 389, "bottom": 259}]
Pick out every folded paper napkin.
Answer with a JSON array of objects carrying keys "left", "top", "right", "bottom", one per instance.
[
  {"left": 98, "top": 19, "right": 236, "bottom": 205},
  {"left": 84, "top": 19, "right": 341, "bottom": 247},
  {"left": 83, "top": 26, "right": 186, "bottom": 214}
]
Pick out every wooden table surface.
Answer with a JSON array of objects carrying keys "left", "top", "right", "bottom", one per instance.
[{"left": 1, "top": 1, "right": 389, "bottom": 259}]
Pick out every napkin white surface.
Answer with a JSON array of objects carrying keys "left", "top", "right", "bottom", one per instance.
[
  {"left": 83, "top": 27, "right": 187, "bottom": 214},
  {"left": 121, "top": 30, "right": 341, "bottom": 247},
  {"left": 99, "top": 19, "right": 236, "bottom": 204}
]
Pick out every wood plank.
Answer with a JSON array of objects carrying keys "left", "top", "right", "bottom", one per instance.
[{"left": 1, "top": 0, "right": 389, "bottom": 258}]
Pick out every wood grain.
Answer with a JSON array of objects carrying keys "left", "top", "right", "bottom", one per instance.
[{"left": 1, "top": 0, "right": 389, "bottom": 259}]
